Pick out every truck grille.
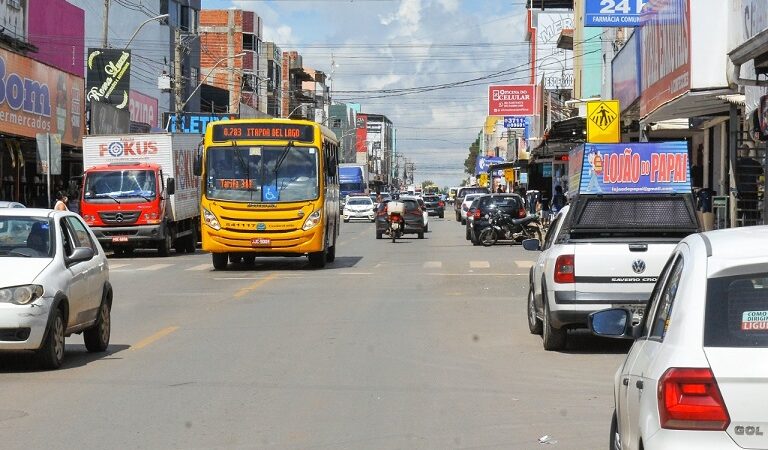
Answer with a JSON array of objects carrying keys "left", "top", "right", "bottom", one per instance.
[{"left": 99, "top": 211, "right": 141, "bottom": 225}]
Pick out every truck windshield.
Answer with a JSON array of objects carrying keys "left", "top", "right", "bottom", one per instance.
[
  {"left": 83, "top": 170, "right": 156, "bottom": 200},
  {"left": 205, "top": 146, "right": 318, "bottom": 203}
]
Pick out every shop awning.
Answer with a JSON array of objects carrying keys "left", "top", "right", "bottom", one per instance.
[{"left": 643, "top": 88, "right": 736, "bottom": 123}]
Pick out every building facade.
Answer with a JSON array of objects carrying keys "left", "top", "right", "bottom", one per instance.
[{"left": 260, "top": 41, "right": 282, "bottom": 117}]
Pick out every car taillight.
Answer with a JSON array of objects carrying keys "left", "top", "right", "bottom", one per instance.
[
  {"left": 438, "top": 201, "right": 444, "bottom": 207},
  {"left": 658, "top": 368, "right": 730, "bottom": 431},
  {"left": 554, "top": 254, "right": 575, "bottom": 283},
  {"left": 518, "top": 207, "right": 527, "bottom": 218},
  {"left": 473, "top": 209, "right": 481, "bottom": 219}
]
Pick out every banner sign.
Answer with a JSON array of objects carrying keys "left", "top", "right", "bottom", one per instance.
[
  {"left": 475, "top": 156, "right": 505, "bottom": 175},
  {"left": 163, "top": 112, "right": 239, "bottom": 134},
  {"left": 36, "top": 133, "right": 62, "bottom": 175},
  {"left": 585, "top": 0, "right": 648, "bottom": 27},
  {"left": 90, "top": 101, "right": 130, "bottom": 135},
  {"left": 571, "top": 142, "right": 691, "bottom": 195},
  {"left": 535, "top": 12, "right": 574, "bottom": 90},
  {"left": 129, "top": 90, "right": 159, "bottom": 128},
  {"left": 86, "top": 48, "right": 131, "bottom": 109},
  {"left": 587, "top": 100, "right": 621, "bottom": 143},
  {"left": 489, "top": 85, "right": 535, "bottom": 116}
]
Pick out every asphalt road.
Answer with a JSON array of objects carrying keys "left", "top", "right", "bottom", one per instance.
[{"left": 0, "top": 216, "right": 630, "bottom": 450}]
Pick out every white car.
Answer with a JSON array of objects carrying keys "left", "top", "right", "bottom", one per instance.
[
  {"left": 590, "top": 226, "right": 768, "bottom": 450},
  {"left": 343, "top": 196, "right": 376, "bottom": 222},
  {"left": 459, "top": 193, "right": 485, "bottom": 225},
  {"left": 0, "top": 209, "right": 112, "bottom": 369}
]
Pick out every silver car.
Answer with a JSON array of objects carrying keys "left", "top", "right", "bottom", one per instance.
[{"left": 0, "top": 209, "right": 112, "bottom": 369}]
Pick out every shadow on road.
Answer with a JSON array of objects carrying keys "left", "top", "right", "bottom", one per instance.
[
  {"left": 225, "top": 256, "right": 365, "bottom": 272},
  {"left": 558, "top": 330, "right": 632, "bottom": 355},
  {"left": 0, "top": 344, "right": 130, "bottom": 373}
]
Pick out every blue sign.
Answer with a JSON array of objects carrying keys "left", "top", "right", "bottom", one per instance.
[
  {"left": 163, "top": 112, "right": 239, "bottom": 134},
  {"left": 262, "top": 185, "right": 279, "bottom": 202},
  {"left": 542, "top": 163, "right": 552, "bottom": 177},
  {"left": 575, "top": 142, "right": 691, "bottom": 195},
  {"left": 585, "top": 0, "right": 648, "bottom": 27},
  {"left": 475, "top": 156, "right": 505, "bottom": 175},
  {"left": 503, "top": 116, "right": 529, "bottom": 129}
]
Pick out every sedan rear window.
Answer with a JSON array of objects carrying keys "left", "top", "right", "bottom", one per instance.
[{"left": 705, "top": 273, "right": 768, "bottom": 347}]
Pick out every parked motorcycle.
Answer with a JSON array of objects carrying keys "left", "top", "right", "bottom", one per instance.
[
  {"left": 386, "top": 200, "right": 406, "bottom": 243},
  {"left": 478, "top": 210, "right": 543, "bottom": 247}
]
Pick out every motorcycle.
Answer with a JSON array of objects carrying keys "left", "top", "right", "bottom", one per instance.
[
  {"left": 478, "top": 210, "right": 543, "bottom": 247},
  {"left": 386, "top": 200, "right": 406, "bottom": 243}
]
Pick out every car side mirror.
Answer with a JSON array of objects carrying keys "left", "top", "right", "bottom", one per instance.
[
  {"left": 66, "top": 247, "right": 94, "bottom": 265},
  {"left": 521, "top": 238, "right": 541, "bottom": 251},
  {"left": 167, "top": 178, "right": 176, "bottom": 196},
  {"left": 588, "top": 308, "right": 637, "bottom": 340}
]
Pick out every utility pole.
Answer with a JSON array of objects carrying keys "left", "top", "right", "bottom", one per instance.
[
  {"left": 174, "top": 28, "right": 184, "bottom": 127},
  {"left": 102, "top": 0, "right": 110, "bottom": 47}
]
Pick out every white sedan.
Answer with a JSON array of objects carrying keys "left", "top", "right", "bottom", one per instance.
[
  {"left": 343, "top": 196, "right": 376, "bottom": 222},
  {"left": 590, "top": 225, "right": 768, "bottom": 450},
  {"left": 0, "top": 209, "right": 112, "bottom": 369}
]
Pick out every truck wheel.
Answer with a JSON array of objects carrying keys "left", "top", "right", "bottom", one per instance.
[
  {"left": 185, "top": 224, "right": 197, "bottom": 253},
  {"left": 211, "top": 253, "right": 228, "bottom": 270},
  {"left": 157, "top": 230, "right": 172, "bottom": 257},
  {"left": 543, "top": 301, "right": 567, "bottom": 351}
]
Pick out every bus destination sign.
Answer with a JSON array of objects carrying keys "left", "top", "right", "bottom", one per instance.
[{"left": 212, "top": 123, "right": 315, "bottom": 143}]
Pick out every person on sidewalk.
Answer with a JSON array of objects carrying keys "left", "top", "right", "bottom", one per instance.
[{"left": 54, "top": 191, "right": 69, "bottom": 211}]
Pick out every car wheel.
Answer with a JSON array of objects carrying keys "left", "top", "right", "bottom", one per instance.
[
  {"left": 212, "top": 253, "right": 228, "bottom": 270},
  {"left": 84, "top": 297, "right": 111, "bottom": 352},
  {"left": 308, "top": 250, "right": 327, "bottom": 268},
  {"left": 543, "top": 300, "right": 567, "bottom": 351},
  {"left": 609, "top": 410, "right": 621, "bottom": 450},
  {"left": 455, "top": 211, "right": 461, "bottom": 222},
  {"left": 425, "top": 224, "right": 429, "bottom": 233},
  {"left": 528, "top": 285, "right": 543, "bottom": 335},
  {"left": 418, "top": 231, "right": 425, "bottom": 239},
  {"left": 37, "top": 307, "right": 65, "bottom": 370},
  {"left": 343, "top": 219, "right": 349, "bottom": 223}
]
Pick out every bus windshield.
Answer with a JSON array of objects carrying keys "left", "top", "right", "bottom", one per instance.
[{"left": 205, "top": 145, "right": 319, "bottom": 203}]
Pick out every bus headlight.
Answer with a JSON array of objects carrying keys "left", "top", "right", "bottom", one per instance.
[
  {"left": 203, "top": 208, "right": 221, "bottom": 231},
  {"left": 302, "top": 210, "right": 322, "bottom": 231}
]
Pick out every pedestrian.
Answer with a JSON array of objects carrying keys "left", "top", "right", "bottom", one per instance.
[
  {"left": 495, "top": 185, "right": 503, "bottom": 194},
  {"left": 54, "top": 191, "right": 69, "bottom": 211},
  {"left": 551, "top": 185, "right": 567, "bottom": 213}
]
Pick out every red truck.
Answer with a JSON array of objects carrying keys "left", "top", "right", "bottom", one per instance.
[{"left": 80, "top": 133, "right": 201, "bottom": 256}]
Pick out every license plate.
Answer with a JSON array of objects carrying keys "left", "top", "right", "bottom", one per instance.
[
  {"left": 618, "top": 304, "right": 645, "bottom": 323},
  {"left": 391, "top": 222, "right": 400, "bottom": 230},
  {"left": 112, "top": 236, "right": 129, "bottom": 243},
  {"left": 251, "top": 238, "right": 271, "bottom": 246}
]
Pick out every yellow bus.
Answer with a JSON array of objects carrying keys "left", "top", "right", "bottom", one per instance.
[{"left": 197, "top": 119, "right": 340, "bottom": 269}]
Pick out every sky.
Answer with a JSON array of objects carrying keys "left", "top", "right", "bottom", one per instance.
[{"left": 200, "top": 0, "right": 530, "bottom": 188}]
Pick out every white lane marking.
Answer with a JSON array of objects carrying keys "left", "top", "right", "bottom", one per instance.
[
  {"left": 469, "top": 261, "right": 490, "bottom": 269},
  {"left": 137, "top": 264, "right": 173, "bottom": 271},
  {"left": 186, "top": 264, "right": 211, "bottom": 271},
  {"left": 515, "top": 260, "right": 535, "bottom": 269},
  {"left": 109, "top": 263, "right": 130, "bottom": 269},
  {"left": 423, "top": 261, "right": 442, "bottom": 268}
]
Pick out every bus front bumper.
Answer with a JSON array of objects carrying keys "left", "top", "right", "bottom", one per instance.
[{"left": 201, "top": 226, "right": 324, "bottom": 254}]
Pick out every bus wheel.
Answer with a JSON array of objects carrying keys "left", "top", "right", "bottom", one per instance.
[
  {"left": 212, "top": 253, "right": 228, "bottom": 270},
  {"left": 308, "top": 250, "right": 327, "bottom": 268},
  {"left": 326, "top": 244, "right": 336, "bottom": 263}
]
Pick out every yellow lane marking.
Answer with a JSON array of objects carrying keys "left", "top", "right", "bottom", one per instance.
[
  {"left": 233, "top": 273, "right": 278, "bottom": 298},
  {"left": 131, "top": 326, "right": 179, "bottom": 351}
]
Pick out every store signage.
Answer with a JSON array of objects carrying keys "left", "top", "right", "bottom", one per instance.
[
  {"left": 86, "top": 48, "right": 131, "bottom": 109},
  {"left": 503, "top": 116, "right": 529, "bottom": 128},
  {"left": 129, "top": 90, "right": 158, "bottom": 128},
  {"left": 585, "top": 0, "right": 648, "bottom": 27},
  {"left": 211, "top": 123, "right": 315, "bottom": 143},
  {"left": 475, "top": 156, "right": 505, "bottom": 175},
  {"left": 163, "top": 112, "right": 238, "bottom": 134},
  {"left": 535, "top": 12, "right": 574, "bottom": 91},
  {"left": 612, "top": 32, "right": 641, "bottom": 110},
  {"left": 587, "top": 100, "right": 621, "bottom": 143},
  {"left": 489, "top": 85, "right": 535, "bottom": 116},
  {"left": 572, "top": 142, "right": 691, "bottom": 195},
  {"left": 0, "top": 48, "right": 84, "bottom": 147},
  {"left": 90, "top": 101, "right": 130, "bottom": 135}
]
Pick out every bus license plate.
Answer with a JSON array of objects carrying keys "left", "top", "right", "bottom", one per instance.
[
  {"left": 251, "top": 238, "right": 271, "bottom": 246},
  {"left": 112, "top": 236, "right": 129, "bottom": 243}
]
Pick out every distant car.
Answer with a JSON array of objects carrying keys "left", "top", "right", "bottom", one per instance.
[
  {"left": 374, "top": 198, "right": 425, "bottom": 239},
  {"left": 0, "top": 201, "right": 25, "bottom": 208},
  {"left": 465, "top": 196, "right": 484, "bottom": 244},
  {"left": 422, "top": 195, "right": 445, "bottom": 218},
  {"left": 400, "top": 195, "right": 429, "bottom": 232},
  {"left": 590, "top": 226, "right": 768, "bottom": 450},
  {"left": 0, "top": 209, "right": 112, "bottom": 369},
  {"left": 454, "top": 186, "right": 490, "bottom": 221},
  {"left": 466, "top": 194, "right": 527, "bottom": 243},
  {"left": 343, "top": 196, "right": 376, "bottom": 222},
  {"left": 459, "top": 193, "right": 485, "bottom": 225}
]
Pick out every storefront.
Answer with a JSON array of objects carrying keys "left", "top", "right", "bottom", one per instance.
[{"left": 0, "top": 47, "right": 84, "bottom": 207}]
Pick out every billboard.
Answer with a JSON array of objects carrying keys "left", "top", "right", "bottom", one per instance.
[
  {"left": 90, "top": 101, "right": 130, "bottom": 135},
  {"left": 571, "top": 142, "right": 691, "bottom": 195},
  {"left": 355, "top": 114, "right": 367, "bottom": 153},
  {"left": 163, "top": 112, "right": 239, "bottom": 134},
  {"left": 86, "top": 48, "right": 131, "bottom": 109},
  {"left": 639, "top": 0, "right": 690, "bottom": 117},
  {"left": 536, "top": 11, "right": 574, "bottom": 90},
  {"left": 612, "top": 31, "right": 641, "bottom": 111},
  {"left": 0, "top": 48, "right": 84, "bottom": 147},
  {"left": 585, "top": 0, "right": 648, "bottom": 27},
  {"left": 475, "top": 156, "right": 504, "bottom": 175},
  {"left": 129, "top": 90, "right": 159, "bottom": 128},
  {"left": 28, "top": 0, "right": 85, "bottom": 77},
  {"left": 488, "top": 85, "right": 535, "bottom": 116}
]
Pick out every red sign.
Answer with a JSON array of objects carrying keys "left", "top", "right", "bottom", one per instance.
[
  {"left": 129, "top": 90, "right": 158, "bottom": 127},
  {"left": 355, "top": 114, "right": 367, "bottom": 153},
  {"left": 488, "top": 85, "right": 535, "bottom": 116}
]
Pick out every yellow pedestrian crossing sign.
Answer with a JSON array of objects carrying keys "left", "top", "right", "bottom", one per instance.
[
  {"left": 504, "top": 168, "right": 514, "bottom": 182},
  {"left": 587, "top": 100, "right": 620, "bottom": 143}
]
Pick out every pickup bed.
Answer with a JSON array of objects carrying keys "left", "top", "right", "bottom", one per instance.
[{"left": 525, "top": 194, "right": 700, "bottom": 350}]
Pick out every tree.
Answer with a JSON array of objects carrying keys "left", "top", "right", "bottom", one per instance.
[
  {"left": 421, "top": 180, "right": 435, "bottom": 189},
  {"left": 464, "top": 136, "right": 481, "bottom": 175}
]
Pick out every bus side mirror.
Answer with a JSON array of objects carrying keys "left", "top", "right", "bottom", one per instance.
[
  {"left": 193, "top": 144, "right": 202, "bottom": 176},
  {"left": 167, "top": 178, "right": 176, "bottom": 196}
]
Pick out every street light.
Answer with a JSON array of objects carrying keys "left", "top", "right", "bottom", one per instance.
[
  {"left": 286, "top": 102, "right": 311, "bottom": 119},
  {"left": 166, "top": 52, "right": 247, "bottom": 130},
  {"left": 123, "top": 14, "right": 168, "bottom": 50}
]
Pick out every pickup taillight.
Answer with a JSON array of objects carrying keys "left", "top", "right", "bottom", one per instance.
[
  {"left": 554, "top": 254, "right": 575, "bottom": 283},
  {"left": 518, "top": 207, "right": 527, "bottom": 218},
  {"left": 658, "top": 368, "right": 730, "bottom": 431}
]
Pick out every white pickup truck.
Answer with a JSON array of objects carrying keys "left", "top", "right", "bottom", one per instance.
[{"left": 524, "top": 193, "right": 700, "bottom": 350}]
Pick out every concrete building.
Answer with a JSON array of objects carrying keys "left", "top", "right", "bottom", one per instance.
[
  {"left": 260, "top": 41, "right": 282, "bottom": 117},
  {"left": 364, "top": 114, "right": 394, "bottom": 188},
  {"left": 329, "top": 103, "right": 358, "bottom": 163},
  {"left": 281, "top": 51, "right": 313, "bottom": 118},
  {"left": 200, "top": 8, "right": 263, "bottom": 115},
  {"left": 302, "top": 68, "right": 330, "bottom": 124}
]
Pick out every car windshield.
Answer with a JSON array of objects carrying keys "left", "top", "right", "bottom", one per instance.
[
  {"left": 205, "top": 146, "right": 319, "bottom": 203},
  {"left": 347, "top": 198, "right": 372, "bottom": 206},
  {"left": 84, "top": 170, "right": 157, "bottom": 201},
  {"left": 0, "top": 216, "right": 53, "bottom": 258}
]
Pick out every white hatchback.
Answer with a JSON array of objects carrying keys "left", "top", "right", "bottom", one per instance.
[
  {"left": 590, "top": 226, "right": 768, "bottom": 450},
  {"left": 0, "top": 209, "right": 112, "bottom": 369}
]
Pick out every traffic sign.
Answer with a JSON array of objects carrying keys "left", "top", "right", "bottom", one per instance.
[
  {"left": 479, "top": 173, "right": 489, "bottom": 187},
  {"left": 503, "top": 168, "right": 515, "bottom": 182},
  {"left": 587, "top": 100, "right": 620, "bottom": 143}
]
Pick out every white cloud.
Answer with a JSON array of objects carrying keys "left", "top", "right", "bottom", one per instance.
[{"left": 264, "top": 24, "right": 294, "bottom": 44}]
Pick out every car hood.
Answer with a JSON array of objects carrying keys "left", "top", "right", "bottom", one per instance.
[{"left": 0, "top": 258, "right": 53, "bottom": 286}]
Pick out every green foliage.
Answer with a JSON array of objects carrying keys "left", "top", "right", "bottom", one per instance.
[{"left": 464, "top": 136, "right": 480, "bottom": 175}]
